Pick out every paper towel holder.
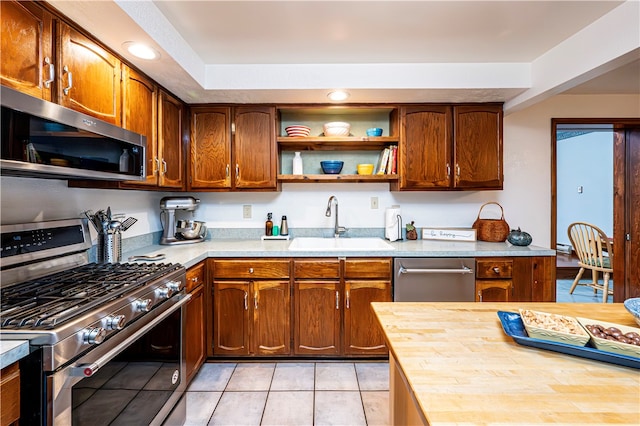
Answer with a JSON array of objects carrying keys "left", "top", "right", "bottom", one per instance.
[{"left": 396, "top": 214, "right": 404, "bottom": 241}]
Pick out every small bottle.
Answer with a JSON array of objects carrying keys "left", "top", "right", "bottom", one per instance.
[
  {"left": 119, "top": 149, "right": 130, "bottom": 173},
  {"left": 280, "top": 215, "right": 289, "bottom": 236},
  {"left": 292, "top": 152, "right": 303, "bottom": 175},
  {"left": 265, "top": 213, "right": 273, "bottom": 236}
]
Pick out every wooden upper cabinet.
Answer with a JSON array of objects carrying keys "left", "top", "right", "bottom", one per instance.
[
  {"left": 1, "top": 0, "right": 53, "bottom": 100},
  {"left": 158, "top": 90, "right": 185, "bottom": 188},
  {"left": 188, "top": 106, "right": 277, "bottom": 191},
  {"left": 454, "top": 105, "right": 503, "bottom": 189},
  {"left": 121, "top": 65, "right": 158, "bottom": 186},
  {"left": 57, "top": 22, "right": 121, "bottom": 125},
  {"left": 234, "top": 106, "right": 277, "bottom": 189},
  {"left": 400, "top": 105, "right": 453, "bottom": 190},
  {"left": 190, "top": 107, "right": 232, "bottom": 189}
]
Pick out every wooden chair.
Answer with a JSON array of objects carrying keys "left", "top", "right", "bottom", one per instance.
[{"left": 567, "top": 222, "right": 613, "bottom": 303}]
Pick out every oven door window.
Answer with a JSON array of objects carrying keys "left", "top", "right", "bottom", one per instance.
[{"left": 71, "top": 309, "right": 182, "bottom": 425}]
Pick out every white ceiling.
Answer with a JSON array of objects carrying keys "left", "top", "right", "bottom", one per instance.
[{"left": 49, "top": 0, "right": 640, "bottom": 113}]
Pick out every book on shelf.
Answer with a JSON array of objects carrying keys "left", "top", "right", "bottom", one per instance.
[
  {"left": 376, "top": 148, "right": 390, "bottom": 175},
  {"left": 387, "top": 145, "right": 397, "bottom": 174}
]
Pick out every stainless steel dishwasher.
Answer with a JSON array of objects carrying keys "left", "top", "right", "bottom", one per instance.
[{"left": 393, "top": 258, "right": 476, "bottom": 301}]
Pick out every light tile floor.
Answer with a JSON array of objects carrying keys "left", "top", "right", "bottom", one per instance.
[{"left": 164, "top": 361, "right": 390, "bottom": 426}]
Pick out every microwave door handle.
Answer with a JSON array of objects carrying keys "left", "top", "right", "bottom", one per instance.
[{"left": 70, "top": 293, "right": 191, "bottom": 378}]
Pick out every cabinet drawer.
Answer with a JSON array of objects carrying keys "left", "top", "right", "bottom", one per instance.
[
  {"left": 213, "top": 259, "right": 290, "bottom": 279},
  {"left": 294, "top": 259, "right": 340, "bottom": 279},
  {"left": 186, "top": 261, "right": 205, "bottom": 293},
  {"left": 344, "top": 258, "right": 392, "bottom": 279},
  {"left": 476, "top": 259, "right": 513, "bottom": 279}
]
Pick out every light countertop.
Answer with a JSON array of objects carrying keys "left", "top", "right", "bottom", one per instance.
[
  {"left": 371, "top": 302, "right": 640, "bottom": 425},
  {"left": 0, "top": 340, "right": 29, "bottom": 369},
  {"left": 123, "top": 238, "right": 555, "bottom": 269}
]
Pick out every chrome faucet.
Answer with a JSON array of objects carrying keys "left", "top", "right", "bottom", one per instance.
[{"left": 325, "top": 196, "right": 348, "bottom": 237}]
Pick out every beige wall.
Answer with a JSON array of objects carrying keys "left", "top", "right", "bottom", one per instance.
[{"left": 503, "top": 93, "right": 640, "bottom": 247}]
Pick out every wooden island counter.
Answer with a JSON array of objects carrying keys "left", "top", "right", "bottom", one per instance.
[{"left": 371, "top": 302, "right": 640, "bottom": 425}]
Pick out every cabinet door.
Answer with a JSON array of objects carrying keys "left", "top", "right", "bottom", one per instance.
[
  {"left": 212, "top": 281, "right": 250, "bottom": 355},
  {"left": 122, "top": 66, "right": 158, "bottom": 186},
  {"left": 253, "top": 281, "right": 291, "bottom": 355},
  {"left": 294, "top": 281, "right": 340, "bottom": 355},
  {"left": 400, "top": 105, "right": 452, "bottom": 190},
  {"left": 453, "top": 105, "right": 503, "bottom": 189},
  {"left": 234, "top": 106, "right": 277, "bottom": 189},
  {"left": 190, "top": 107, "right": 232, "bottom": 189},
  {"left": 475, "top": 280, "right": 512, "bottom": 302},
  {"left": 344, "top": 281, "right": 391, "bottom": 355},
  {"left": 57, "top": 22, "right": 121, "bottom": 125},
  {"left": 1, "top": 0, "right": 53, "bottom": 100},
  {"left": 185, "top": 285, "right": 205, "bottom": 383},
  {"left": 158, "top": 90, "right": 185, "bottom": 188}
]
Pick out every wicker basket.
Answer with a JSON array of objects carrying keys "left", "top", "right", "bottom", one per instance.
[{"left": 472, "top": 202, "right": 510, "bottom": 242}]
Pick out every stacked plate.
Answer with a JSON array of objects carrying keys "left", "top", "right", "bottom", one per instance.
[{"left": 285, "top": 125, "right": 311, "bottom": 137}]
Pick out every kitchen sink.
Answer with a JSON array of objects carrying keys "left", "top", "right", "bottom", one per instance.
[{"left": 288, "top": 237, "right": 395, "bottom": 251}]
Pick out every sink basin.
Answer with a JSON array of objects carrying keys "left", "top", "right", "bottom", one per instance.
[{"left": 288, "top": 237, "right": 395, "bottom": 251}]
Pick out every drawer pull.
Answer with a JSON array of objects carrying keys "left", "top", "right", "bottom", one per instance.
[
  {"left": 249, "top": 267, "right": 254, "bottom": 274},
  {"left": 493, "top": 267, "right": 501, "bottom": 274}
]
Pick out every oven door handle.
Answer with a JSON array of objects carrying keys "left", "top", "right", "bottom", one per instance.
[{"left": 70, "top": 294, "right": 192, "bottom": 378}]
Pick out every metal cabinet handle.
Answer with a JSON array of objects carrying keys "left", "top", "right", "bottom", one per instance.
[
  {"left": 456, "top": 164, "right": 461, "bottom": 176},
  {"left": 153, "top": 158, "right": 160, "bottom": 175},
  {"left": 63, "top": 65, "right": 72, "bottom": 95},
  {"left": 398, "top": 265, "right": 473, "bottom": 275},
  {"left": 244, "top": 291, "right": 248, "bottom": 310},
  {"left": 478, "top": 291, "right": 483, "bottom": 302},
  {"left": 43, "top": 57, "right": 54, "bottom": 88},
  {"left": 235, "top": 164, "right": 239, "bottom": 180},
  {"left": 249, "top": 268, "right": 254, "bottom": 274},
  {"left": 225, "top": 164, "right": 230, "bottom": 178},
  {"left": 446, "top": 163, "right": 451, "bottom": 176},
  {"left": 254, "top": 290, "right": 258, "bottom": 309},
  {"left": 335, "top": 291, "right": 339, "bottom": 310},
  {"left": 346, "top": 290, "right": 350, "bottom": 309},
  {"left": 191, "top": 276, "right": 199, "bottom": 283},
  {"left": 161, "top": 159, "right": 167, "bottom": 175},
  {"left": 492, "top": 267, "right": 501, "bottom": 274}
]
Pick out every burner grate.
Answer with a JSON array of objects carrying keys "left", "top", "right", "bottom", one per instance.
[{"left": 1, "top": 262, "right": 181, "bottom": 330}]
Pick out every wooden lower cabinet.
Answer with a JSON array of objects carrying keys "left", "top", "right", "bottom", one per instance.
[
  {"left": 0, "top": 362, "right": 20, "bottom": 426},
  {"left": 185, "top": 262, "right": 206, "bottom": 383},
  {"left": 294, "top": 281, "right": 341, "bottom": 355},
  {"left": 476, "top": 256, "right": 556, "bottom": 303},
  {"left": 211, "top": 259, "right": 291, "bottom": 356},
  {"left": 344, "top": 281, "right": 391, "bottom": 355}
]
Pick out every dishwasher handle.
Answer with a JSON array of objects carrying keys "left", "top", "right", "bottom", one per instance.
[{"left": 398, "top": 265, "right": 474, "bottom": 275}]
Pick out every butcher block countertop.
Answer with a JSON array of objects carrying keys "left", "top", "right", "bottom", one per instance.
[{"left": 371, "top": 302, "right": 640, "bottom": 425}]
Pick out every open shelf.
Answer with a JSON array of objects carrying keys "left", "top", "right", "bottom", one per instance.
[
  {"left": 278, "top": 174, "right": 398, "bottom": 183},
  {"left": 277, "top": 137, "right": 397, "bottom": 151}
]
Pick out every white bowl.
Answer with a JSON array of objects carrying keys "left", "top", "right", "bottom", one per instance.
[{"left": 323, "top": 122, "right": 351, "bottom": 137}]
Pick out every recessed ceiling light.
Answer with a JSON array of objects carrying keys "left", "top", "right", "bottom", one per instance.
[
  {"left": 123, "top": 42, "right": 160, "bottom": 60},
  {"left": 327, "top": 90, "right": 350, "bottom": 101}
]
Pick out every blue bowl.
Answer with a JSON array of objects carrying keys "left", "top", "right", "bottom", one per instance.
[
  {"left": 320, "top": 161, "right": 344, "bottom": 174},
  {"left": 623, "top": 298, "right": 640, "bottom": 326},
  {"left": 366, "top": 127, "right": 383, "bottom": 137}
]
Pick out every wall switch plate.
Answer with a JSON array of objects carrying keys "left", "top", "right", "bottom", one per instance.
[
  {"left": 243, "top": 205, "right": 252, "bottom": 219},
  {"left": 371, "top": 197, "right": 379, "bottom": 209}
]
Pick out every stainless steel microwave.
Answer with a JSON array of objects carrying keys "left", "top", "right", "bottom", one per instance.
[{"left": 1, "top": 86, "right": 145, "bottom": 181}]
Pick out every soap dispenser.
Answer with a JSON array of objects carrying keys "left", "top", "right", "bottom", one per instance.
[
  {"left": 280, "top": 215, "right": 289, "bottom": 236},
  {"left": 265, "top": 213, "right": 273, "bottom": 236}
]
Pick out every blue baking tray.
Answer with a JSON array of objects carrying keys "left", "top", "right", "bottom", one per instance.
[{"left": 497, "top": 311, "right": 640, "bottom": 370}]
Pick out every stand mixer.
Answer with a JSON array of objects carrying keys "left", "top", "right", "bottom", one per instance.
[{"left": 160, "top": 196, "right": 207, "bottom": 245}]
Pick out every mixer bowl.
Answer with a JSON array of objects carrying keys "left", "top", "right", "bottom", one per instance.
[{"left": 176, "top": 220, "right": 207, "bottom": 239}]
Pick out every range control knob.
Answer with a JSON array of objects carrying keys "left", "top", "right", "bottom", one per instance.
[
  {"left": 83, "top": 327, "right": 106, "bottom": 345},
  {"left": 105, "top": 314, "right": 126, "bottom": 330},
  {"left": 156, "top": 286, "right": 173, "bottom": 299},
  {"left": 166, "top": 280, "right": 181, "bottom": 292},
  {"left": 135, "top": 298, "right": 152, "bottom": 312}
]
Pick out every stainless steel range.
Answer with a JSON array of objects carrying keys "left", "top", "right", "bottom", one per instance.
[{"left": 0, "top": 219, "right": 190, "bottom": 425}]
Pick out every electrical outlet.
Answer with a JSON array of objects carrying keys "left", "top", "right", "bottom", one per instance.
[
  {"left": 242, "top": 205, "right": 252, "bottom": 219},
  {"left": 370, "top": 197, "right": 379, "bottom": 209}
]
